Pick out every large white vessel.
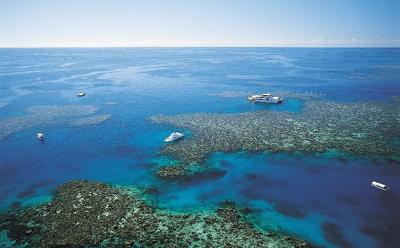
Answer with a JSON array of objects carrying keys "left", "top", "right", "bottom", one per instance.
[
  {"left": 247, "top": 93, "right": 283, "bottom": 104},
  {"left": 165, "top": 132, "right": 184, "bottom": 142},
  {"left": 371, "top": 181, "right": 389, "bottom": 191}
]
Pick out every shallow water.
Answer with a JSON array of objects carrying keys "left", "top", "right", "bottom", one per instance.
[
  {"left": 0, "top": 48, "right": 399, "bottom": 247},
  {"left": 152, "top": 152, "right": 400, "bottom": 248}
]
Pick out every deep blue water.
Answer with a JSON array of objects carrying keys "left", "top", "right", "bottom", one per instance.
[{"left": 0, "top": 48, "right": 399, "bottom": 248}]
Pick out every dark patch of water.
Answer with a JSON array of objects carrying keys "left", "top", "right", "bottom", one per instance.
[
  {"left": 17, "top": 188, "right": 37, "bottom": 199},
  {"left": 321, "top": 222, "right": 352, "bottom": 248},
  {"left": 180, "top": 169, "right": 227, "bottom": 187},
  {"left": 273, "top": 201, "right": 308, "bottom": 219},
  {"left": 359, "top": 192, "right": 400, "bottom": 248},
  {"left": 197, "top": 188, "right": 226, "bottom": 202}
]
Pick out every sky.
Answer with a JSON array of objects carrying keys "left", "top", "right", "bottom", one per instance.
[{"left": 0, "top": 0, "right": 399, "bottom": 47}]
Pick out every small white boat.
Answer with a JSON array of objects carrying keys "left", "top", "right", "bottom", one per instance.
[
  {"left": 247, "top": 93, "right": 283, "bottom": 104},
  {"left": 371, "top": 181, "right": 389, "bottom": 191},
  {"left": 36, "top": 133, "right": 44, "bottom": 140},
  {"left": 77, "top": 92, "right": 86, "bottom": 97},
  {"left": 165, "top": 132, "right": 184, "bottom": 142}
]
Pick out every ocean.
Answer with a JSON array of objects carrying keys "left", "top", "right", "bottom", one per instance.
[{"left": 0, "top": 48, "right": 399, "bottom": 247}]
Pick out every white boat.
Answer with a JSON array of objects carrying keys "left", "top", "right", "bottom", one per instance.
[
  {"left": 371, "top": 181, "right": 389, "bottom": 191},
  {"left": 77, "top": 92, "right": 86, "bottom": 97},
  {"left": 36, "top": 133, "right": 44, "bottom": 140},
  {"left": 247, "top": 93, "right": 283, "bottom": 104},
  {"left": 165, "top": 132, "right": 184, "bottom": 142}
]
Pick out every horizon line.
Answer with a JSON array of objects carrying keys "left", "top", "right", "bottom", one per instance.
[{"left": 1, "top": 46, "right": 399, "bottom": 49}]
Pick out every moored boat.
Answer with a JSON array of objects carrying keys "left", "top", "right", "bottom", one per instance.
[
  {"left": 165, "top": 132, "right": 184, "bottom": 142},
  {"left": 36, "top": 132, "right": 44, "bottom": 140},
  {"left": 371, "top": 181, "right": 389, "bottom": 191},
  {"left": 247, "top": 93, "right": 283, "bottom": 104}
]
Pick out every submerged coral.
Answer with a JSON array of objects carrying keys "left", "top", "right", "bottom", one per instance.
[
  {"left": 150, "top": 99, "right": 400, "bottom": 167},
  {"left": 0, "top": 105, "right": 111, "bottom": 140},
  {"left": 0, "top": 102, "right": 9, "bottom": 109},
  {"left": 70, "top": 114, "right": 112, "bottom": 127},
  {"left": 155, "top": 165, "right": 187, "bottom": 180},
  {"left": 209, "top": 90, "right": 251, "bottom": 98},
  {"left": 0, "top": 180, "right": 310, "bottom": 248}
]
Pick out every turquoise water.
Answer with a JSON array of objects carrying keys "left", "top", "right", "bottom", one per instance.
[{"left": 0, "top": 48, "right": 399, "bottom": 247}]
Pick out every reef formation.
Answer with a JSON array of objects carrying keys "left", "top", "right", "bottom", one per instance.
[
  {"left": 0, "top": 180, "right": 310, "bottom": 248},
  {"left": 150, "top": 99, "right": 400, "bottom": 177},
  {"left": 71, "top": 114, "right": 112, "bottom": 127},
  {"left": 0, "top": 102, "right": 9, "bottom": 108},
  {"left": 0, "top": 105, "right": 111, "bottom": 140}
]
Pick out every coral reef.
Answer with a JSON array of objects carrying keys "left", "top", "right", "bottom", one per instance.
[
  {"left": 150, "top": 99, "right": 400, "bottom": 168},
  {"left": 155, "top": 165, "right": 187, "bottom": 180},
  {"left": 70, "top": 114, "right": 112, "bottom": 127},
  {"left": 0, "top": 102, "right": 9, "bottom": 109},
  {"left": 209, "top": 90, "right": 251, "bottom": 98},
  {"left": 0, "top": 180, "right": 311, "bottom": 248},
  {"left": 0, "top": 105, "right": 111, "bottom": 140}
]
